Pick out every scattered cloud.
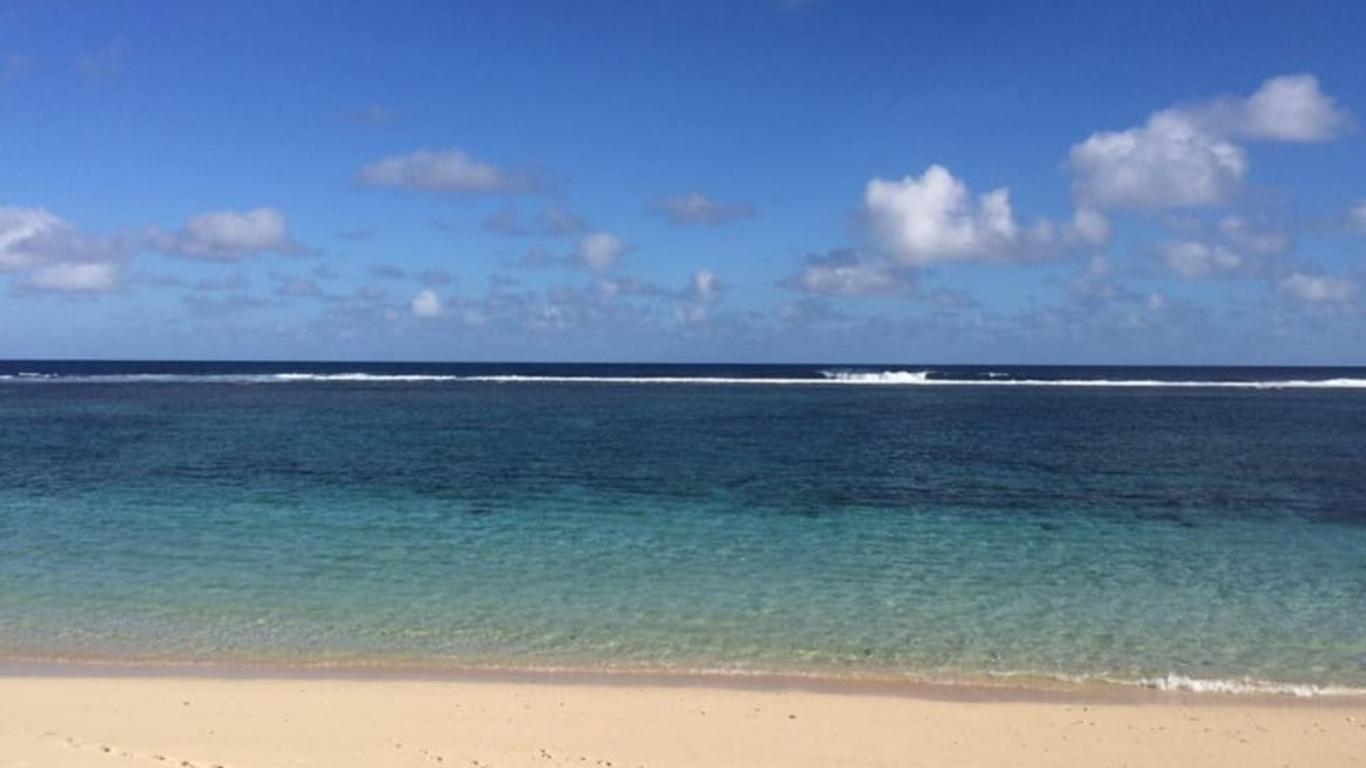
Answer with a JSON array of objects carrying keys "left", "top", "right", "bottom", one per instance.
[
  {"left": 1161, "top": 240, "right": 1244, "bottom": 279},
  {"left": 1226, "top": 74, "right": 1351, "bottom": 142},
  {"left": 151, "top": 208, "right": 302, "bottom": 260},
  {"left": 0, "top": 207, "right": 66, "bottom": 270},
  {"left": 652, "top": 193, "right": 756, "bottom": 226},
  {"left": 1217, "top": 215, "right": 1289, "bottom": 255},
  {"left": 863, "top": 166, "right": 1031, "bottom": 265},
  {"left": 358, "top": 148, "right": 533, "bottom": 194},
  {"left": 1155, "top": 215, "right": 1287, "bottom": 280},
  {"left": 484, "top": 206, "right": 587, "bottom": 237},
  {"left": 22, "top": 261, "right": 120, "bottom": 293},
  {"left": 1068, "top": 74, "right": 1349, "bottom": 210},
  {"left": 686, "top": 269, "right": 725, "bottom": 304},
  {"left": 576, "top": 232, "right": 626, "bottom": 272},
  {"left": 595, "top": 275, "right": 661, "bottom": 300},
  {"left": 1069, "top": 255, "right": 1125, "bottom": 300},
  {"left": 1070, "top": 111, "right": 1247, "bottom": 209},
  {"left": 182, "top": 293, "right": 274, "bottom": 317},
  {"left": 1, "top": 206, "right": 128, "bottom": 293},
  {"left": 780, "top": 249, "right": 915, "bottom": 297},
  {"left": 411, "top": 288, "right": 443, "bottom": 318},
  {"left": 1279, "top": 272, "right": 1357, "bottom": 304},
  {"left": 1347, "top": 200, "right": 1366, "bottom": 234}
]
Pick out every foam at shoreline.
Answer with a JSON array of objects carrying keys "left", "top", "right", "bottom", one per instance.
[{"left": 4, "top": 653, "right": 1362, "bottom": 700}]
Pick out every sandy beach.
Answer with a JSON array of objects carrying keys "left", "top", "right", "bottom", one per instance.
[{"left": 1, "top": 670, "right": 1362, "bottom": 768}]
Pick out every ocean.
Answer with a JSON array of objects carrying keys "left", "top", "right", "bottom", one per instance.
[{"left": 1, "top": 361, "right": 1364, "bottom": 696}]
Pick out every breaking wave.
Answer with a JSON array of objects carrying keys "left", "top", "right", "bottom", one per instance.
[
  {"left": 1137, "top": 673, "right": 1366, "bottom": 698},
  {"left": 3, "top": 369, "right": 1366, "bottom": 388}
]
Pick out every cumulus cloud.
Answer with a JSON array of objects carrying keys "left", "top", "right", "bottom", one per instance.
[
  {"left": 1233, "top": 74, "right": 1351, "bottom": 142},
  {"left": 359, "top": 148, "right": 530, "bottom": 193},
  {"left": 1279, "top": 272, "right": 1357, "bottom": 303},
  {"left": 576, "top": 232, "right": 626, "bottom": 272},
  {"left": 151, "top": 208, "right": 300, "bottom": 260},
  {"left": 781, "top": 249, "right": 915, "bottom": 297},
  {"left": 411, "top": 288, "right": 443, "bottom": 318},
  {"left": 864, "top": 165, "right": 1023, "bottom": 265},
  {"left": 1, "top": 206, "right": 127, "bottom": 292},
  {"left": 862, "top": 165, "right": 1100, "bottom": 265},
  {"left": 1069, "top": 74, "right": 1349, "bottom": 210},
  {"left": 652, "top": 193, "right": 756, "bottom": 226},
  {"left": 1069, "top": 111, "right": 1247, "bottom": 209}
]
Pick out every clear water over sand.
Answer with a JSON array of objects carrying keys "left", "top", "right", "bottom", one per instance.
[{"left": 2, "top": 362, "right": 1363, "bottom": 694}]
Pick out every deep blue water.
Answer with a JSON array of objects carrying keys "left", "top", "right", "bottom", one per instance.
[{"left": 1, "top": 361, "right": 1364, "bottom": 694}]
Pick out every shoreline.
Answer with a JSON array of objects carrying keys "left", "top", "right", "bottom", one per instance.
[{"left": 4, "top": 656, "right": 1363, "bottom": 707}]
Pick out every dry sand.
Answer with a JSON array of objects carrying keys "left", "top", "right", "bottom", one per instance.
[{"left": 1, "top": 671, "right": 1363, "bottom": 768}]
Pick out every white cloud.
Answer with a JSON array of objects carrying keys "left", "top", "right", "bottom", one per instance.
[
  {"left": 153, "top": 208, "right": 298, "bottom": 260},
  {"left": 1161, "top": 240, "right": 1243, "bottom": 279},
  {"left": 1279, "top": 272, "right": 1356, "bottom": 303},
  {"left": 782, "top": 250, "right": 914, "bottom": 297},
  {"left": 1236, "top": 74, "right": 1350, "bottom": 142},
  {"left": 1217, "top": 215, "right": 1288, "bottom": 255},
  {"left": 687, "top": 269, "right": 724, "bottom": 304},
  {"left": 674, "top": 303, "right": 710, "bottom": 326},
  {"left": 1, "top": 206, "right": 127, "bottom": 292},
  {"left": 864, "top": 165, "right": 1019, "bottom": 265},
  {"left": 358, "top": 148, "right": 525, "bottom": 193},
  {"left": 1069, "top": 110, "right": 1247, "bottom": 209},
  {"left": 576, "top": 232, "right": 625, "bottom": 272},
  {"left": 1068, "top": 74, "right": 1349, "bottom": 211},
  {"left": 23, "top": 261, "right": 119, "bottom": 293},
  {"left": 0, "top": 207, "right": 65, "bottom": 270},
  {"left": 411, "top": 288, "right": 443, "bottom": 317},
  {"left": 1064, "top": 207, "right": 1112, "bottom": 247},
  {"left": 653, "top": 193, "right": 755, "bottom": 226},
  {"left": 1347, "top": 200, "right": 1366, "bottom": 233},
  {"left": 1069, "top": 255, "right": 1121, "bottom": 299},
  {"left": 595, "top": 275, "right": 659, "bottom": 301}
]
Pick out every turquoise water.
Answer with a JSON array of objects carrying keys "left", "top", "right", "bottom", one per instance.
[{"left": 1, "top": 362, "right": 1364, "bottom": 694}]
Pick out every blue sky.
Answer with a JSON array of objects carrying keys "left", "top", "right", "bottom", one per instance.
[{"left": 2, "top": 1, "right": 1364, "bottom": 363}]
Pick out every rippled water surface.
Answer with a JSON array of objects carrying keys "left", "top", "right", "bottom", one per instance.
[{"left": 2, "top": 362, "right": 1364, "bottom": 693}]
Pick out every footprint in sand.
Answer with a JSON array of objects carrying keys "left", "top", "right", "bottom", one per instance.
[{"left": 47, "top": 731, "right": 228, "bottom": 768}]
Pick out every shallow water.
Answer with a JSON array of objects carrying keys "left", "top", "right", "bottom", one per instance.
[{"left": 2, "top": 362, "right": 1364, "bottom": 694}]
